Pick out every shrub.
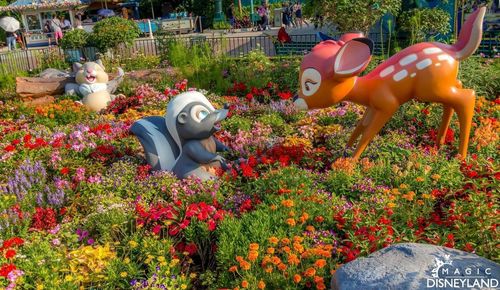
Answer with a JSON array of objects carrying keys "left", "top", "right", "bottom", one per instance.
[
  {"left": 60, "top": 29, "right": 89, "bottom": 50},
  {"left": 400, "top": 8, "right": 451, "bottom": 44},
  {"left": 90, "top": 17, "right": 141, "bottom": 53}
]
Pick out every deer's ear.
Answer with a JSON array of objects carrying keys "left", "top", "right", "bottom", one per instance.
[{"left": 333, "top": 38, "right": 373, "bottom": 77}]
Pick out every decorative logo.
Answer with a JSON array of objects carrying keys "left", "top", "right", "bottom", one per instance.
[
  {"left": 430, "top": 254, "right": 453, "bottom": 278},
  {"left": 426, "top": 254, "right": 498, "bottom": 288}
]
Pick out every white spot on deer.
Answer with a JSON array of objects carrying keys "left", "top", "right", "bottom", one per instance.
[
  {"left": 399, "top": 54, "right": 417, "bottom": 66},
  {"left": 423, "top": 47, "right": 442, "bottom": 55},
  {"left": 393, "top": 69, "right": 408, "bottom": 82},
  {"left": 416, "top": 59, "right": 432, "bottom": 70},
  {"left": 379, "top": 65, "right": 395, "bottom": 78},
  {"left": 435, "top": 63, "right": 441, "bottom": 67},
  {"left": 410, "top": 73, "right": 416, "bottom": 78},
  {"left": 437, "top": 54, "right": 454, "bottom": 64}
]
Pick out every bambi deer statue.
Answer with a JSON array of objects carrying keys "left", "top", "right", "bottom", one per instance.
[{"left": 293, "top": 7, "right": 486, "bottom": 160}]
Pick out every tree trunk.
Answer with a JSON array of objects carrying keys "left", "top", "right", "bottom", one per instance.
[
  {"left": 16, "top": 77, "right": 72, "bottom": 99},
  {"left": 238, "top": 0, "right": 242, "bottom": 15}
]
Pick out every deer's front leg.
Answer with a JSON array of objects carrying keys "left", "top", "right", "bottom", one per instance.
[
  {"left": 352, "top": 108, "right": 397, "bottom": 160},
  {"left": 347, "top": 107, "right": 373, "bottom": 148}
]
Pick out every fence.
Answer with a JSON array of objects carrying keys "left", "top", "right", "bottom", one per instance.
[{"left": 0, "top": 31, "right": 498, "bottom": 75}]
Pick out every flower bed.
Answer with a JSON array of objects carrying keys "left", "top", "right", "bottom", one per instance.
[{"left": 0, "top": 77, "right": 498, "bottom": 289}]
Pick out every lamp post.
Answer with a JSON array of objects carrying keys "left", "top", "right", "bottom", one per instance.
[
  {"left": 250, "top": 0, "right": 254, "bottom": 24},
  {"left": 214, "top": 0, "right": 223, "bottom": 21}
]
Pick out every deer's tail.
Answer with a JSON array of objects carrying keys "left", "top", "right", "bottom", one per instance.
[{"left": 453, "top": 7, "right": 486, "bottom": 60}]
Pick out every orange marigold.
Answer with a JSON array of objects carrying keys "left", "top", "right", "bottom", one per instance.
[
  {"left": 268, "top": 237, "right": 279, "bottom": 244},
  {"left": 314, "top": 259, "right": 327, "bottom": 269},
  {"left": 317, "top": 282, "right": 326, "bottom": 290},
  {"left": 228, "top": 265, "right": 238, "bottom": 272},
  {"left": 265, "top": 266, "right": 273, "bottom": 273},
  {"left": 266, "top": 247, "right": 275, "bottom": 254},
  {"left": 241, "top": 280, "right": 249, "bottom": 288},
  {"left": 248, "top": 250, "right": 259, "bottom": 262},
  {"left": 278, "top": 263, "right": 287, "bottom": 271},
  {"left": 287, "top": 254, "right": 300, "bottom": 266},
  {"left": 249, "top": 243, "right": 259, "bottom": 251},
  {"left": 314, "top": 275, "right": 324, "bottom": 284},
  {"left": 271, "top": 256, "right": 282, "bottom": 265},
  {"left": 306, "top": 225, "right": 315, "bottom": 232},
  {"left": 283, "top": 246, "right": 291, "bottom": 253},
  {"left": 304, "top": 267, "right": 316, "bottom": 277},
  {"left": 281, "top": 238, "right": 290, "bottom": 245},
  {"left": 240, "top": 260, "right": 251, "bottom": 270},
  {"left": 293, "top": 274, "right": 302, "bottom": 283},
  {"left": 281, "top": 199, "right": 294, "bottom": 207},
  {"left": 258, "top": 280, "right": 266, "bottom": 289}
]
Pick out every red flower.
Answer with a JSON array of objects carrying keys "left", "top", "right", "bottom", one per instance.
[
  {"left": 0, "top": 263, "right": 16, "bottom": 277},
  {"left": 464, "top": 243, "right": 474, "bottom": 252},
  {"left": 31, "top": 207, "right": 57, "bottom": 231},
  {"left": 185, "top": 243, "right": 197, "bottom": 255},
  {"left": 245, "top": 93, "right": 254, "bottom": 101},
  {"left": 60, "top": 167, "right": 70, "bottom": 175},
  {"left": 152, "top": 225, "right": 162, "bottom": 235},
  {"left": 278, "top": 91, "right": 292, "bottom": 100},
  {"left": 2, "top": 237, "right": 24, "bottom": 249},
  {"left": 4, "top": 145, "right": 15, "bottom": 152},
  {"left": 208, "top": 219, "right": 216, "bottom": 231},
  {"left": 4, "top": 249, "right": 16, "bottom": 259}
]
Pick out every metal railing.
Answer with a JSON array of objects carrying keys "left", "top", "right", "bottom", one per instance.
[{"left": 0, "top": 31, "right": 497, "bottom": 75}]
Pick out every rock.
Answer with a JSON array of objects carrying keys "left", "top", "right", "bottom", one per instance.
[
  {"left": 38, "top": 68, "right": 72, "bottom": 79},
  {"left": 332, "top": 243, "right": 500, "bottom": 290}
]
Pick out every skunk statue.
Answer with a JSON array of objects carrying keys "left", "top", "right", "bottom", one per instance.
[{"left": 131, "top": 91, "right": 230, "bottom": 180}]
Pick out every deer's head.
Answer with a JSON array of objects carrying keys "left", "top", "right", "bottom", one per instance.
[{"left": 294, "top": 33, "right": 373, "bottom": 110}]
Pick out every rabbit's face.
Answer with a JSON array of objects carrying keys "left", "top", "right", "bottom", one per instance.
[{"left": 74, "top": 60, "right": 109, "bottom": 85}]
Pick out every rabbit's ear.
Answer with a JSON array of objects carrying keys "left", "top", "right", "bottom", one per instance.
[
  {"left": 73, "top": 62, "right": 83, "bottom": 72},
  {"left": 95, "top": 59, "right": 105, "bottom": 70}
]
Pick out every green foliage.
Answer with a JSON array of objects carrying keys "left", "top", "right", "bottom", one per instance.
[
  {"left": 304, "top": 0, "right": 402, "bottom": 33},
  {"left": 90, "top": 17, "right": 141, "bottom": 53},
  {"left": 223, "top": 116, "right": 253, "bottom": 134},
  {"left": 458, "top": 57, "right": 500, "bottom": 100},
  {"left": 60, "top": 29, "right": 90, "bottom": 49},
  {"left": 400, "top": 8, "right": 451, "bottom": 44},
  {"left": 213, "top": 20, "right": 231, "bottom": 30}
]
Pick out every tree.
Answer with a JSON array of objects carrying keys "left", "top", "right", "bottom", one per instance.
[
  {"left": 400, "top": 8, "right": 451, "bottom": 44},
  {"left": 90, "top": 17, "right": 141, "bottom": 53},
  {"left": 304, "top": 0, "right": 402, "bottom": 34}
]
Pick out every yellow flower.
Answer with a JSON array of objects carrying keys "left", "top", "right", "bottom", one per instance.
[
  {"left": 189, "top": 273, "right": 197, "bottom": 279},
  {"left": 181, "top": 284, "right": 187, "bottom": 289},
  {"left": 431, "top": 174, "right": 441, "bottom": 181},
  {"left": 120, "top": 272, "right": 128, "bottom": 278},
  {"left": 36, "top": 284, "right": 44, "bottom": 290},
  {"left": 171, "top": 258, "right": 180, "bottom": 266},
  {"left": 415, "top": 177, "right": 425, "bottom": 182},
  {"left": 124, "top": 257, "right": 130, "bottom": 264},
  {"left": 157, "top": 256, "right": 166, "bottom": 262},
  {"left": 387, "top": 202, "right": 396, "bottom": 208}
]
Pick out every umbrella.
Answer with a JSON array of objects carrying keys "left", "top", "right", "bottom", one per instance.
[
  {"left": 97, "top": 9, "right": 115, "bottom": 17},
  {"left": 0, "top": 17, "right": 20, "bottom": 33}
]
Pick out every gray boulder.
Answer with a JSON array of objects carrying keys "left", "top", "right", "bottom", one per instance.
[
  {"left": 38, "top": 68, "right": 72, "bottom": 79},
  {"left": 332, "top": 243, "right": 499, "bottom": 290}
]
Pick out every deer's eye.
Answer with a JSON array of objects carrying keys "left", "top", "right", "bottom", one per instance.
[{"left": 301, "top": 68, "right": 321, "bottom": 97}]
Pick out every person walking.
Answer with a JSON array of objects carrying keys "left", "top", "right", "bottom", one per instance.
[
  {"left": 295, "top": 1, "right": 308, "bottom": 28},
  {"left": 50, "top": 16, "right": 63, "bottom": 45},
  {"left": 282, "top": 2, "right": 291, "bottom": 28},
  {"left": 258, "top": 4, "right": 268, "bottom": 30},
  {"left": 44, "top": 20, "right": 53, "bottom": 46},
  {"left": 5, "top": 31, "right": 17, "bottom": 51},
  {"left": 226, "top": 3, "right": 235, "bottom": 33}
]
